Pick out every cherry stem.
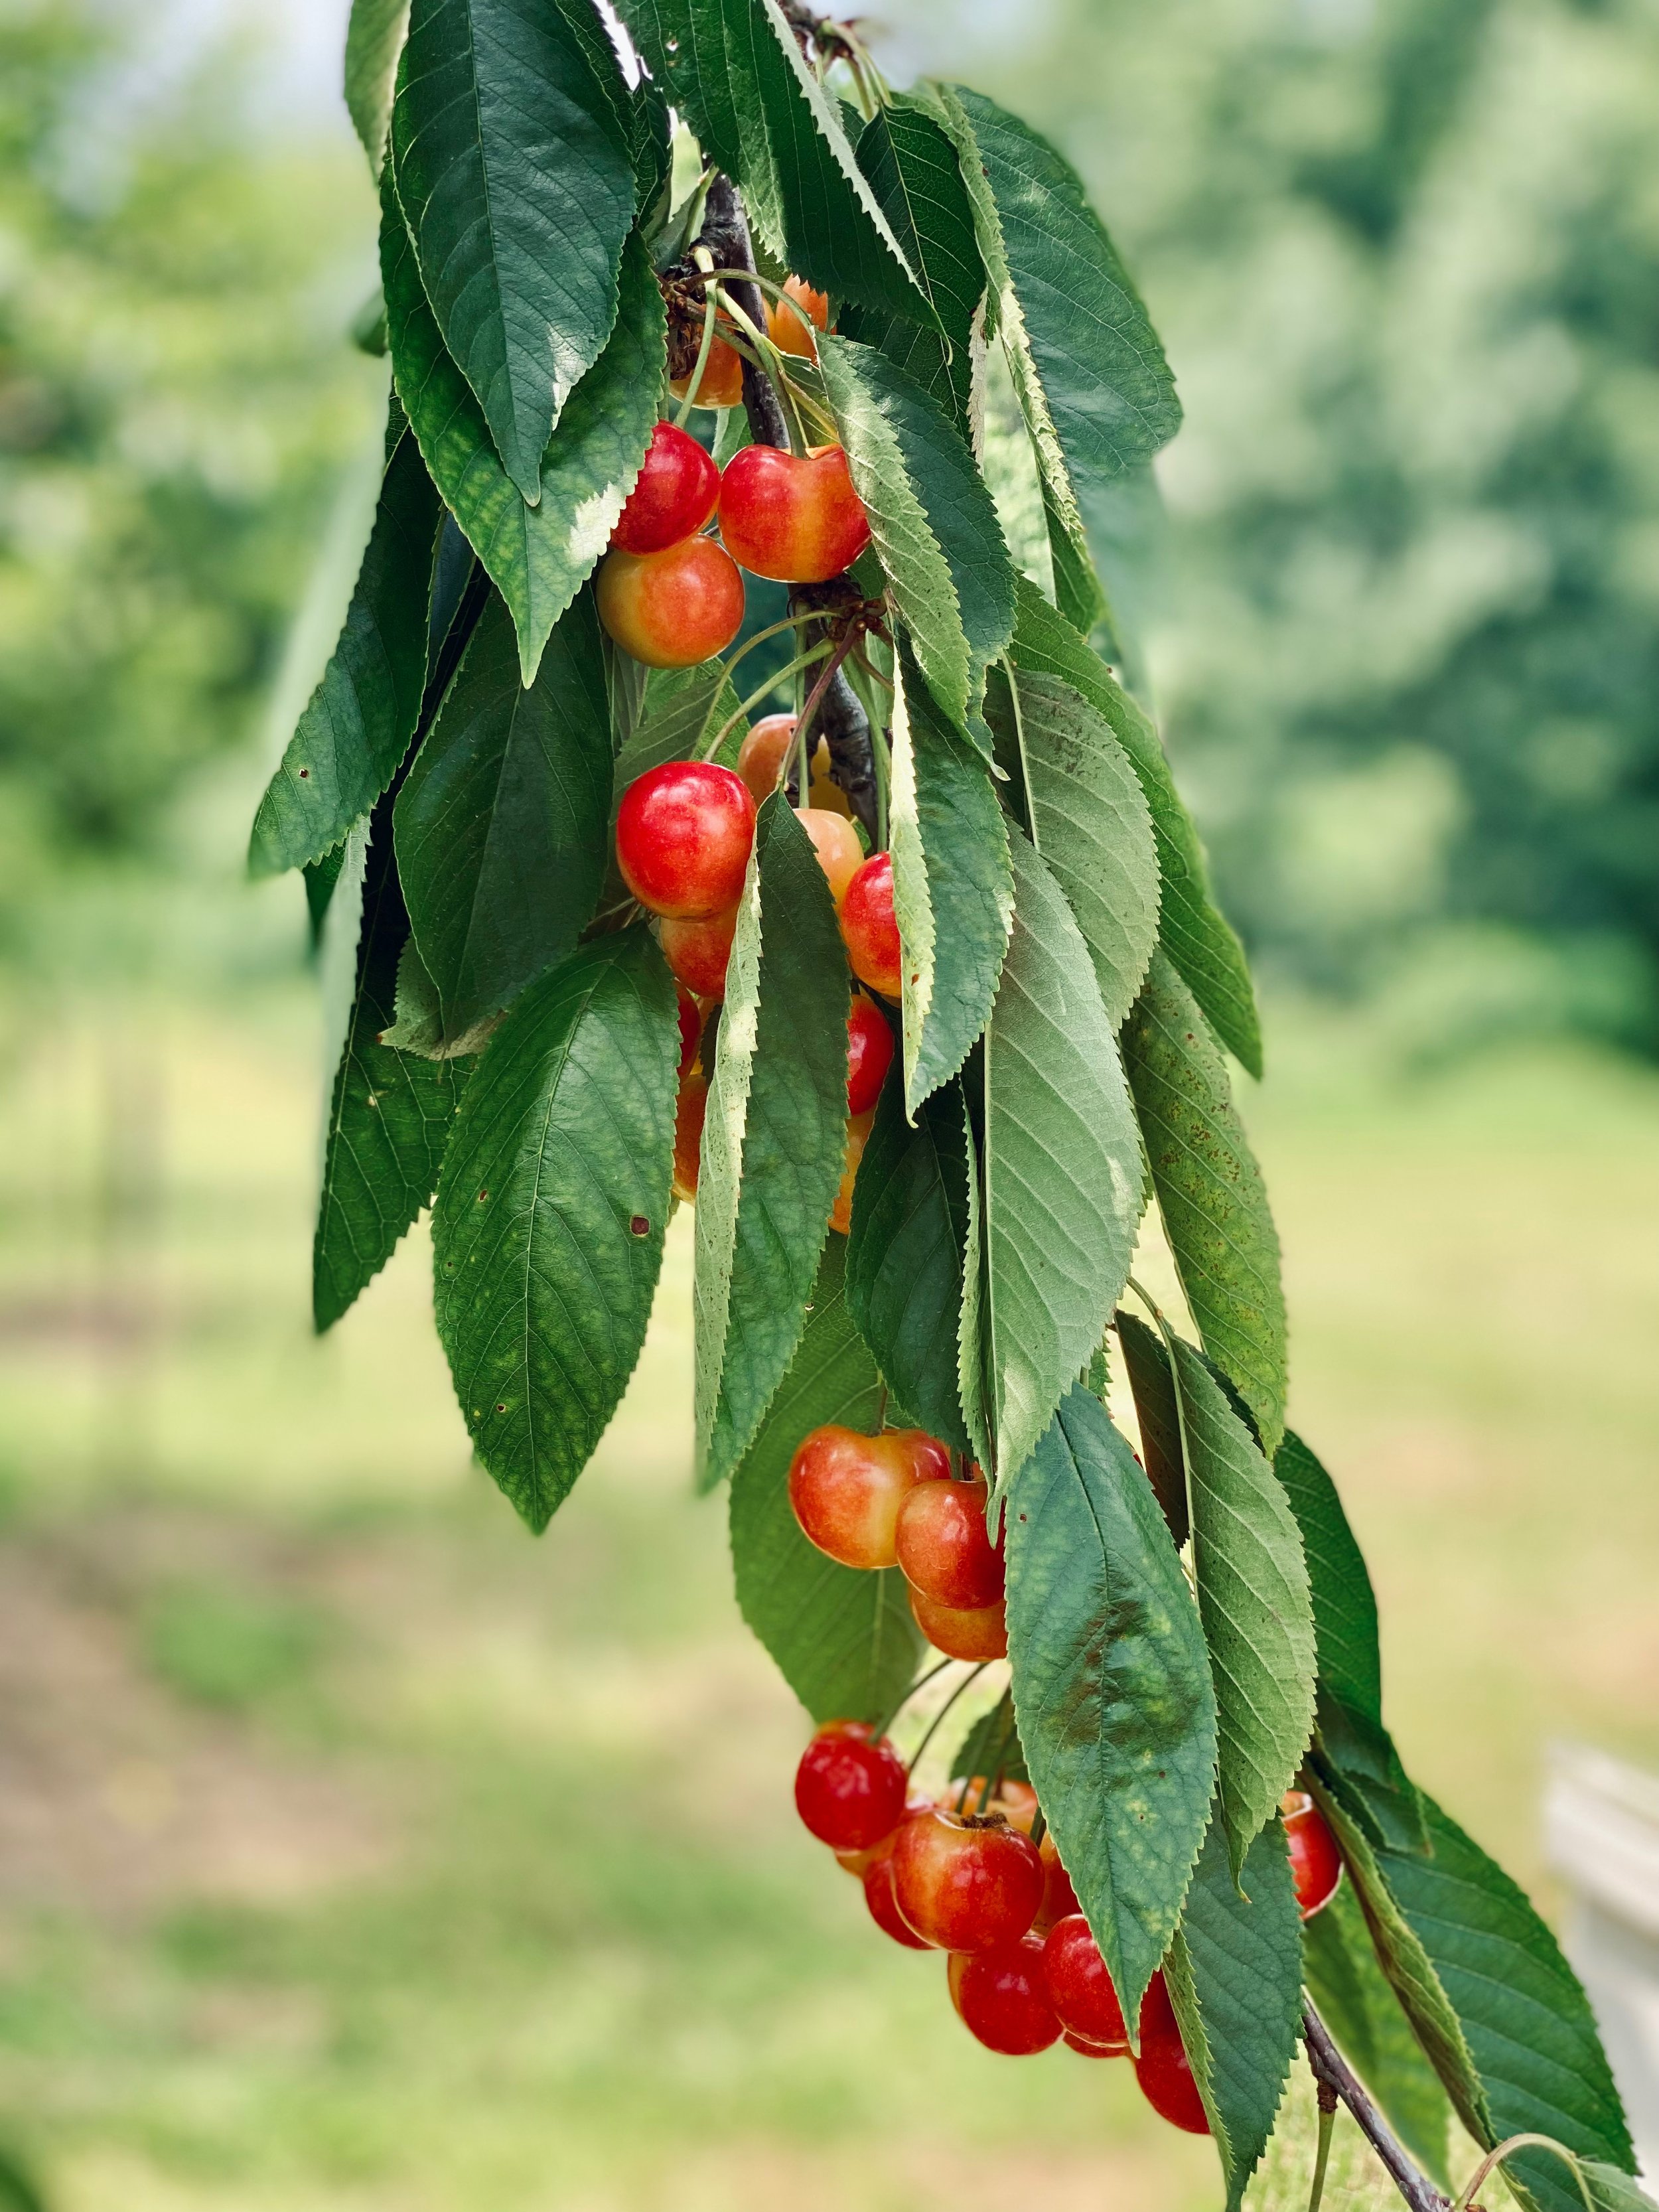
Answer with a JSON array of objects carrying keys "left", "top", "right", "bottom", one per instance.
[
  {"left": 701, "top": 644, "right": 833, "bottom": 762},
  {"left": 1451, "top": 2136, "right": 1595, "bottom": 2212},
  {"left": 1307, "top": 2081, "right": 1337, "bottom": 2212},
  {"left": 1303, "top": 2008, "right": 1451, "bottom": 2212},
  {"left": 674, "top": 257, "right": 722, "bottom": 430},
  {"left": 906, "top": 1661, "right": 991, "bottom": 1771},
  {"left": 794, "top": 631, "right": 859, "bottom": 774},
  {"left": 873, "top": 1655, "right": 956, "bottom": 1742}
]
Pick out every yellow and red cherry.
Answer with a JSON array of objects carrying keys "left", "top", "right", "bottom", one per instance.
[
  {"left": 1282, "top": 1791, "right": 1343, "bottom": 1919},
  {"left": 798, "top": 806, "right": 863, "bottom": 908},
  {"left": 660, "top": 905, "right": 736, "bottom": 999},
  {"left": 829, "top": 1106, "right": 875, "bottom": 1236},
  {"left": 672, "top": 1064, "right": 706, "bottom": 1203},
  {"left": 1135, "top": 1972, "right": 1210, "bottom": 2134},
  {"left": 908, "top": 1583, "right": 1009, "bottom": 1662},
  {"left": 737, "top": 713, "right": 850, "bottom": 816},
  {"left": 768, "top": 275, "right": 830, "bottom": 360},
  {"left": 950, "top": 1934, "right": 1062, "bottom": 2055},
  {"left": 840, "top": 852, "right": 902, "bottom": 998},
  {"left": 845, "top": 994, "right": 894, "bottom": 1116},
  {"left": 611, "top": 419, "right": 720, "bottom": 555},
  {"left": 1033, "top": 1834, "right": 1080, "bottom": 1935},
  {"left": 837, "top": 1785, "right": 932, "bottom": 1876},
  {"left": 675, "top": 986, "right": 702, "bottom": 1077},
  {"left": 896, "top": 1465, "right": 1005, "bottom": 1611},
  {"left": 719, "top": 443, "right": 871, "bottom": 584},
  {"left": 670, "top": 331, "right": 745, "bottom": 409},
  {"left": 616, "top": 761, "right": 755, "bottom": 920},
  {"left": 891, "top": 1806, "right": 1045, "bottom": 1952},
  {"left": 596, "top": 536, "right": 746, "bottom": 669},
  {"left": 863, "top": 1853, "right": 934, "bottom": 1949},
  {"left": 794, "top": 1719, "right": 908, "bottom": 1852},
  {"left": 1042, "top": 1915, "right": 1130, "bottom": 2053},
  {"left": 787, "top": 1424, "right": 948, "bottom": 1570}
]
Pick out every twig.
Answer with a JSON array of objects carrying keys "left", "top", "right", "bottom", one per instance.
[
  {"left": 1302, "top": 2006, "right": 1451, "bottom": 2212},
  {"left": 1307, "top": 2077, "right": 1338, "bottom": 2212},
  {"left": 697, "top": 176, "right": 789, "bottom": 450}
]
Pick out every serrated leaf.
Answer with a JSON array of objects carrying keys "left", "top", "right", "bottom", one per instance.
[
  {"left": 1169, "top": 1337, "right": 1315, "bottom": 1878},
  {"left": 1585, "top": 2167, "right": 1658, "bottom": 2212},
  {"left": 693, "top": 798, "right": 850, "bottom": 1489},
  {"left": 304, "top": 844, "right": 348, "bottom": 950},
  {"left": 889, "top": 645, "right": 1012, "bottom": 1112},
  {"left": 950, "top": 1689, "right": 1028, "bottom": 1794},
  {"left": 981, "top": 830, "right": 1143, "bottom": 1485},
  {"left": 728, "top": 1238, "right": 921, "bottom": 1722},
  {"left": 845, "top": 1074, "right": 972, "bottom": 1457},
  {"left": 1164, "top": 1811, "right": 1302, "bottom": 2211},
  {"left": 986, "top": 666, "right": 1159, "bottom": 1027},
  {"left": 384, "top": 202, "right": 662, "bottom": 682},
  {"left": 1006, "top": 1385, "right": 1216, "bottom": 2024},
  {"left": 1273, "top": 1430, "right": 1381, "bottom": 1724},
  {"left": 1008, "top": 579, "right": 1262, "bottom": 1075},
  {"left": 390, "top": 0, "right": 635, "bottom": 499},
  {"left": 345, "top": 0, "right": 411, "bottom": 173},
  {"left": 394, "top": 589, "right": 611, "bottom": 1042},
  {"left": 250, "top": 421, "right": 440, "bottom": 878},
  {"left": 431, "top": 929, "right": 678, "bottom": 1531},
  {"left": 1112, "top": 1309, "right": 1189, "bottom": 1544},
  {"left": 1124, "top": 951, "right": 1287, "bottom": 1453},
  {"left": 956, "top": 1094, "right": 993, "bottom": 1472}
]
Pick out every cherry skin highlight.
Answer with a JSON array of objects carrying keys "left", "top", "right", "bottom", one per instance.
[
  {"left": 794, "top": 1720, "right": 908, "bottom": 1852},
  {"left": 840, "top": 852, "right": 902, "bottom": 998},
  {"left": 719, "top": 443, "right": 871, "bottom": 584},
  {"left": 672, "top": 1066, "right": 707, "bottom": 1203},
  {"left": 845, "top": 994, "right": 895, "bottom": 1116},
  {"left": 768, "top": 275, "right": 829, "bottom": 360},
  {"left": 830, "top": 1107, "right": 875, "bottom": 1236},
  {"left": 670, "top": 331, "right": 745, "bottom": 409},
  {"left": 863, "top": 1854, "right": 934, "bottom": 1949},
  {"left": 675, "top": 987, "right": 702, "bottom": 1078},
  {"left": 787, "top": 1424, "right": 944, "bottom": 1569},
  {"left": 1135, "top": 1972, "right": 1210, "bottom": 2134},
  {"left": 891, "top": 1807, "right": 1045, "bottom": 1952},
  {"left": 896, "top": 1467, "right": 1005, "bottom": 1610},
  {"left": 1042, "top": 1914, "right": 1130, "bottom": 2053},
  {"left": 660, "top": 906, "right": 736, "bottom": 998},
  {"left": 952, "top": 1935, "right": 1062, "bottom": 2055},
  {"left": 737, "top": 713, "right": 850, "bottom": 815},
  {"left": 798, "top": 806, "right": 863, "bottom": 907},
  {"left": 611, "top": 419, "right": 720, "bottom": 554},
  {"left": 596, "top": 536, "right": 745, "bottom": 669},
  {"left": 615, "top": 761, "right": 755, "bottom": 920},
  {"left": 1282, "top": 1791, "right": 1343, "bottom": 1919},
  {"left": 908, "top": 1583, "right": 1009, "bottom": 1662}
]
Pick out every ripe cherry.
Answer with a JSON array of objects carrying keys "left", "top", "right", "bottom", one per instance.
[
  {"left": 840, "top": 852, "right": 902, "bottom": 999},
  {"left": 1066, "top": 2030, "right": 1121, "bottom": 2057},
  {"left": 863, "top": 1854, "right": 933, "bottom": 1950},
  {"left": 794, "top": 1720, "right": 908, "bottom": 1852},
  {"left": 611, "top": 419, "right": 720, "bottom": 555},
  {"left": 788, "top": 1424, "right": 949, "bottom": 1570},
  {"left": 615, "top": 761, "right": 755, "bottom": 920},
  {"left": 673, "top": 1065, "right": 706, "bottom": 1203},
  {"left": 891, "top": 1807, "right": 1045, "bottom": 1952},
  {"left": 675, "top": 986, "right": 702, "bottom": 1077},
  {"left": 1282, "top": 1791, "right": 1343, "bottom": 1919},
  {"left": 719, "top": 443, "right": 871, "bottom": 584},
  {"left": 1042, "top": 1915, "right": 1129, "bottom": 2053},
  {"left": 1135, "top": 1972, "right": 1210, "bottom": 2134},
  {"left": 768, "top": 275, "right": 829, "bottom": 360},
  {"left": 830, "top": 1108, "right": 875, "bottom": 1236},
  {"left": 837, "top": 1786, "right": 932, "bottom": 1876},
  {"left": 908, "top": 1583, "right": 1009, "bottom": 1662},
  {"left": 845, "top": 995, "right": 894, "bottom": 1116},
  {"left": 798, "top": 806, "right": 863, "bottom": 907},
  {"left": 670, "top": 331, "right": 745, "bottom": 409},
  {"left": 896, "top": 1467, "right": 1005, "bottom": 1611},
  {"left": 737, "top": 713, "right": 851, "bottom": 816},
  {"left": 596, "top": 536, "right": 745, "bottom": 669},
  {"left": 1034, "top": 1835, "right": 1081, "bottom": 1935},
  {"left": 950, "top": 1935, "right": 1062, "bottom": 2055},
  {"left": 660, "top": 906, "right": 736, "bottom": 998}
]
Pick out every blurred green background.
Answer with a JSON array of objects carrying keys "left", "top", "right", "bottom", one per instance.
[{"left": 0, "top": 0, "right": 1655, "bottom": 2206}]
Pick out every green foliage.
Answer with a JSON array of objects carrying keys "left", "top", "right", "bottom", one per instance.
[
  {"left": 949, "top": 1688, "right": 1027, "bottom": 1793},
  {"left": 1112, "top": 1310, "right": 1188, "bottom": 1544},
  {"left": 344, "top": 0, "right": 411, "bottom": 173}
]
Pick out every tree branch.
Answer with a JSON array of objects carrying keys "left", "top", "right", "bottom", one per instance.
[{"left": 1302, "top": 2006, "right": 1455, "bottom": 2212}]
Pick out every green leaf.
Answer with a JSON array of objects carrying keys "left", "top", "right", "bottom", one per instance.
[
  {"left": 981, "top": 829, "right": 1144, "bottom": 1485},
  {"left": 390, "top": 0, "right": 635, "bottom": 499},
  {"left": 889, "top": 644, "right": 1012, "bottom": 1112},
  {"left": 250, "top": 421, "right": 441, "bottom": 878},
  {"left": 1112, "top": 1309, "right": 1189, "bottom": 1544},
  {"left": 1273, "top": 1430, "right": 1380, "bottom": 1725},
  {"left": 1163, "top": 1811, "right": 1302, "bottom": 2211},
  {"left": 693, "top": 797, "right": 850, "bottom": 1490},
  {"left": 950, "top": 1688, "right": 1028, "bottom": 1793},
  {"left": 394, "top": 589, "right": 611, "bottom": 1043},
  {"left": 728, "top": 1238, "right": 921, "bottom": 1722},
  {"left": 986, "top": 666, "right": 1159, "bottom": 1027},
  {"left": 314, "top": 810, "right": 470, "bottom": 1333},
  {"left": 956, "top": 1094, "right": 993, "bottom": 1472},
  {"left": 1009, "top": 579, "right": 1262, "bottom": 1076},
  {"left": 1585, "top": 2168, "right": 1658, "bottom": 2212},
  {"left": 1123, "top": 950, "right": 1287, "bottom": 1453},
  {"left": 1005, "top": 1384, "right": 1216, "bottom": 2024},
  {"left": 431, "top": 929, "right": 679, "bottom": 1531},
  {"left": 345, "top": 0, "right": 411, "bottom": 173},
  {"left": 1169, "top": 1337, "right": 1315, "bottom": 1879},
  {"left": 384, "top": 202, "right": 664, "bottom": 683}
]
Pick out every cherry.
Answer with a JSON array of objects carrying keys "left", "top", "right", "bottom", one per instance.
[
  {"left": 797, "top": 806, "right": 864, "bottom": 909},
  {"left": 737, "top": 713, "right": 851, "bottom": 816},
  {"left": 890, "top": 1806, "right": 1045, "bottom": 1951},
  {"left": 1042, "top": 1915, "right": 1129, "bottom": 2053},
  {"left": 837, "top": 1786, "right": 933, "bottom": 1876},
  {"left": 595, "top": 536, "right": 745, "bottom": 670},
  {"left": 615, "top": 761, "right": 755, "bottom": 920},
  {"left": 670, "top": 331, "right": 745, "bottom": 409},
  {"left": 839, "top": 852, "right": 902, "bottom": 999},
  {"left": 611, "top": 419, "right": 721, "bottom": 555},
  {"left": 1065, "top": 2030, "right": 1121, "bottom": 2057},
  {"left": 1282, "top": 1791, "right": 1343, "bottom": 1920},
  {"left": 1135, "top": 1972, "right": 1210, "bottom": 2135},
  {"left": 863, "top": 1854, "right": 933, "bottom": 1950},
  {"left": 950, "top": 1776, "right": 1037, "bottom": 1830},
  {"left": 788, "top": 1424, "right": 949, "bottom": 1570},
  {"left": 845, "top": 994, "right": 894, "bottom": 1116},
  {"left": 950, "top": 1935, "right": 1062, "bottom": 2055},
  {"left": 719, "top": 443, "right": 871, "bottom": 585},
  {"left": 896, "top": 1467, "right": 1005, "bottom": 1611},
  {"left": 1034, "top": 1836, "right": 1081, "bottom": 1935},
  {"left": 673, "top": 1066, "right": 706, "bottom": 1203},
  {"left": 829, "top": 1107, "right": 875, "bottom": 1237},
  {"left": 908, "top": 1584, "right": 1009, "bottom": 1662},
  {"left": 675, "top": 986, "right": 702, "bottom": 1077},
  {"left": 660, "top": 906, "right": 736, "bottom": 999},
  {"left": 768, "top": 275, "right": 829, "bottom": 360},
  {"left": 794, "top": 1720, "right": 908, "bottom": 1852}
]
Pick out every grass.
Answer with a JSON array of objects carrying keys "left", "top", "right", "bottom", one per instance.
[{"left": 0, "top": 972, "right": 1653, "bottom": 2212}]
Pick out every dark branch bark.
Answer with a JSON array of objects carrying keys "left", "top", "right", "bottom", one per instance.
[
  {"left": 1303, "top": 2006, "right": 1455, "bottom": 2212},
  {"left": 698, "top": 176, "right": 788, "bottom": 451}
]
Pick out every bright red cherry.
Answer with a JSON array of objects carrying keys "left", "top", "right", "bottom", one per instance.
[
  {"left": 837, "top": 1786, "right": 932, "bottom": 1876},
  {"left": 896, "top": 1467, "right": 1005, "bottom": 1611},
  {"left": 950, "top": 1935, "right": 1062, "bottom": 2055},
  {"left": 908, "top": 1584, "right": 1009, "bottom": 1662},
  {"left": 616, "top": 761, "right": 755, "bottom": 921},
  {"left": 673, "top": 1066, "right": 706, "bottom": 1203},
  {"left": 840, "top": 852, "right": 902, "bottom": 999},
  {"left": 794, "top": 1720, "right": 908, "bottom": 1852},
  {"left": 829, "top": 1108, "right": 875, "bottom": 1238},
  {"left": 845, "top": 994, "right": 894, "bottom": 1115},
  {"left": 891, "top": 1807, "right": 1045, "bottom": 1952},
  {"left": 660, "top": 906, "right": 736, "bottom": 999},
  {"left": 675, "top": 986, "right": 701, "bottom": 1077},
  {"left": 719, "top": 443, "right": 871, "bottom": 584},
  {"left": 611, "top": 419, "right": 721, "bottom": 555},
  {"left": 787, "top": 1424, "right": 948, "bottom": 1570},
  {"left": 1042, "top": 1915, "right": 1129, "bottom": 2053},
  {"left": 1282, "top": 1791, "right": 1343, "bottom": 1919},
  {"left": 1034, "top": 1834, "right": 1080, "bottom": 1935},
  {"left": 768, "top": 276, "right": 830, "bottom": 360},
  {"left": 863, "top": 1854, "right": 933, "bottom": 1950},
  {"left": 1066, "top": 2030, "right": 1121, "bottom": 2057},
  {"left": 595, "top": 536, "right": 745, "bottom": 669},
  {"left": 1135, "top": 1972, "right": 1210, "bottom": 2134}
]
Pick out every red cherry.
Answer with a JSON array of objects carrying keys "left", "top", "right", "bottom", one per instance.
[
  {"left": 719, "top": 443, "right": 871, "bottom": 584},
  {"left": 863, "top": 1853, "right": 934, "bottom": 1949},
  {"left": 1282, "top": 1791, "right": 1343, "bottom": 1919},
  {"left": 611, "top": 419, "right": 721, "bottom": 555},
  {"left": 896, "top": 1467, "right": 1005, "bottom": 1611},
  {"left": 660, "top": 906, "right": 736, "bottom": 998},
  {"left": 890, "top": 1807, "right": 1045, "bottom": 1952},
  {"left": 615, "top": 761, "right": 755, "bottom": 921},
  {"left": 595, "top": 537, "right": 745, "bottom": 669},
  {"left": 1033, "top": 1834, "right": 1080, "bottom": 1935},
  {"left": 1042, "top": 1915, "right": 1129, "bottom": 2053},
  {"left": 768, "top": 275, "right": 829, "bottom": 360},
  {"left": 787, "top": 1425, "right": 947, "bottom": 1570},
  {"left": 673, "top": 1066, "right": 706, "bottom": 1203},
  {"left": 794, "top": 1720, "right": 908, "bottom": 1852},
  {"left": 1065, "top": 2030, "right": 1121, "bottom": 2057},
  {"left": 675, "top": 987, "right": 702, "bottom": 1077},
  {"left": 908, "top": 1584, "right": 1008, "bottom": 1662},
  {"left": 830, "top": 1108, "right": 875, "bottom": 1238},
  {"left": 845, "top": 994, "right": 894, "bottom": 1116},
  {"left": 839, "top": 852, "right": 902, "bottom": 998},
  {"left": 837, "top": 1786, "right": 933, "bottom": 1876},
  {"left": 1134, "top": 1972, "right": 1210, "bottom": 2134},
  {"left": 951, "top": 1935, "right": 1062, "bottom": 2055}
]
